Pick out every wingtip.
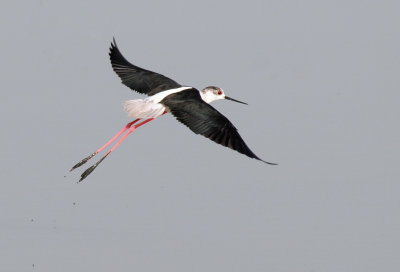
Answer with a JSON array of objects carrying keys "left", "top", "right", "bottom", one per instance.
[
  {"left": 252, "top": 154, "right": 277, "bottom": 165},
  {"left": 109, "top": 37, "right": 117, "bottom": 55},
  {"left": 261, "top": 159, "right": 278, "bottom": 165},
  {"left": 256, "top": 157, "right": 278, "bottom": 165}
]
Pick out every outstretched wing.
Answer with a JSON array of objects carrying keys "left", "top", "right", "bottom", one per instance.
[
  {"left": 161, "top": 89, "right": 277, "bottom": 164},
  {"left": 109, "top": 38, "right": 182, "bottom": 96}
]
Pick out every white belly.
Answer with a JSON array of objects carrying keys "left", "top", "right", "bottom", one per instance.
[{"left": 122, "top": 86, "right": 192, "bottom": 119}]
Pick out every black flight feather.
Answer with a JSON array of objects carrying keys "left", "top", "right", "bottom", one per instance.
[
  {"left": 161, "top": 89, "right": 277, "bottom": 165},
  {"left": 109, "top": 38, "right": 182, "bottom": 96}
]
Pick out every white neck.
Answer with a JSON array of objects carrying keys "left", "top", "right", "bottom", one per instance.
[{"left": 199, "top": 90, "right": 223, "bottom": 104}]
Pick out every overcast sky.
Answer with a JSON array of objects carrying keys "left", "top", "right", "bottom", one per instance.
[{"left": 1, "top": 1, "right": 399, "bottom": 271}]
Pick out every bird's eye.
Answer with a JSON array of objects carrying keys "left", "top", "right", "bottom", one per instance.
[{"left": 217, "top": 90, "right": 223, "bottom": 95}]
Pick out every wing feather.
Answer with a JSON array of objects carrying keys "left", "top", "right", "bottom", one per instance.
[
  {"left": 161, "top": 90, "right": 276, "bottom": 164},
  {"left": 109, "top": 38, "right": 181, "bottom": 95}
]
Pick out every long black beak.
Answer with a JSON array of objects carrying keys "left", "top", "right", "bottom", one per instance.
[{"left": 225, "top": 96, "right": 248, "bottom": 105}]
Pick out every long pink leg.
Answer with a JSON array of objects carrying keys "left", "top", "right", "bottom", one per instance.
[
  {"left": 79, "top": 117, "right": 158, "bottom": 182},
  {"left": 70, "top": 119, "right": 140, "bottom": 171}
]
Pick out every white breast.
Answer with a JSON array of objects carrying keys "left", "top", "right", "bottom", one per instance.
[
  {"left": 122, "top": 86, "right": 192, "bottom": 119},
  {"left": 148, "top": 86, "right": 192, "bottom": 103}
]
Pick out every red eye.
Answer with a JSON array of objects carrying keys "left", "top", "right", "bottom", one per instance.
[{"left": 217, "top": 90, "right": 223, "bottom": 95}]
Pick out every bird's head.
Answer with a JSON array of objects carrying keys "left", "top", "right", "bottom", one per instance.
[{"left": 200, "top": 86, "right": 247, "bottom": 105}]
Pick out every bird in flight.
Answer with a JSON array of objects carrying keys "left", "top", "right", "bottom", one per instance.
[{"left": 71, "top": 38, "right": 277, "bottom": 181}]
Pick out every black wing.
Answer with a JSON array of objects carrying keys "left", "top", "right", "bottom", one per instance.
[
  {"left": 161, "top": 90, "right": 277, "bottom": 164},
  {"left": 109, "top": 38, "right": 182, "bottom": 96}
]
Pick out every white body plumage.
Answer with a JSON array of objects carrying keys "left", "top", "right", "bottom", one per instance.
[{"left": 122, "top": 86, "right": 227, "bottom": 119}]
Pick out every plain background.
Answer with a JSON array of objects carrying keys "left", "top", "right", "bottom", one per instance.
[{"left": 1, "top": 1, "right": 399, "bottom": 271}]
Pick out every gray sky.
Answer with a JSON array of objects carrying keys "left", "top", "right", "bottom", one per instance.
[{"left": 1, "top": 1, "right": 399, "bottom": 271}]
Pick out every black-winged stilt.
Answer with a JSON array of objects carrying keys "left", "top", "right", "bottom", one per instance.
[{"left": 71, "top": 39, "right": 277, "bottom": 182}]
